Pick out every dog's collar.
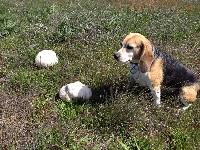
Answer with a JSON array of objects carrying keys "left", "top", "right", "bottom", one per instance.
[
  {"left": 130, "top": 61, "right": 138, "bottom": 64},
  {"left": 130, "top": 63, "right": 139, "bottom": 74}
]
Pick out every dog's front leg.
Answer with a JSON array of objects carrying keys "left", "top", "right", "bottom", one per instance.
[
  {"left": 180, "top": 98, "right": 192, "bottom": 111},
  {"left": 150, "top": 86, "right": 161, "bottom": 106}
]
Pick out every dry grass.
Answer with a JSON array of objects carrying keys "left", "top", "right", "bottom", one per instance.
[
  {"left": 111, "top": 0, "right": 200, "bottom": 11},
  {"left": 0, "top": 93, "right": 33, "bottom": 149}
]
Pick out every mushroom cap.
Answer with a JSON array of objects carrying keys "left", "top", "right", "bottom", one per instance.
[
  {"left": 59, "top": 85, "right": 71, "bottom": 101},
  {"left": 35, "top": 50, "right": 58, "bottom": 67},
  {"left": 59, "top": 81, "right": 92, "bottom": 101}
]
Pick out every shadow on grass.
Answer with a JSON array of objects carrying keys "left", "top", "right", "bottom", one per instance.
[
  {"left": 86, "top": 85, "right": 184, "bottom": 139},
  {"left": 55, "top": 76, "right": 183, "bottom": 108},
  {"left": 89, "top": 78, "right": 181, "bottom": 107},
  {"left": 89, "top": 78, "right": 148, "bottom": 105}
]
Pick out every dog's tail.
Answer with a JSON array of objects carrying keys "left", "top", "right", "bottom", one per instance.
[
  {"left": 196, "top": 82, "right": 200, "bottom": 92},
  {"left": 194, "top": 83, "right": 200, "bottom": 98},
  {"left": 196, "top": 83, "right": 200, "bottom": 99},
  {"left": 180, "top": 83, "right": 200, "bottom": 103}
]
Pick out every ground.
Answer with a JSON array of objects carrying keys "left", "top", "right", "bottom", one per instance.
[{"left": 0, "top": 0, "right": 200, "bottom": 149}]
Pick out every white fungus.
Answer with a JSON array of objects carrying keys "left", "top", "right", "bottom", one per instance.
[
  {"left": 35, "top": 50, "right": 58, "bottom": 67},
  {"left": 59, "top": 81, "right": 92, "bottom": 102}
]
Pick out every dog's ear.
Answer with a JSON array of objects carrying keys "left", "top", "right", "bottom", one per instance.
[{"left": 139, "top": 41, "right": 154, "bottom": 73}]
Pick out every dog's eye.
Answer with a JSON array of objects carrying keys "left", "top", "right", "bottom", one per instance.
[{"left": 127, "top": 45, "right": 133, "bottom": 49}]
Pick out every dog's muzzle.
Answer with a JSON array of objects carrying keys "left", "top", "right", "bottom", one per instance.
[{"left": 113, "top": 52, "right": 120, "bottom": 61}]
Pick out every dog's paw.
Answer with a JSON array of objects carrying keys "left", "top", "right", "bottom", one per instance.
[
  {"left": 157, "top": 104, "right": 161, "bottom": 108},
  {"left": 178, "top": 104, "right": 192, "bottom": 111},
  {"left": 153, "top": 101, "right": 161, "bottom": 108}
]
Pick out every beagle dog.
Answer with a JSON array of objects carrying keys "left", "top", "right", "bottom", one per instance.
[{"left": 114, "top": 33, "right": 199, "bottom": 110}]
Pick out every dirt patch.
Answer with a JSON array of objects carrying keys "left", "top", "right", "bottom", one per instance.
[
  {"left": 0, "top": 93, "right": 34, "bottom": 149},
  {"left": 111, "top": 0, "right": 199, "bottom": 11},
  {"left": 0, "top": 91, "right": 60, "bottom": 149}
]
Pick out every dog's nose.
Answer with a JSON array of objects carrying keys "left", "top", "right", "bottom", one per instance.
[{"left": 113, "top": 53, "right": 120, "bottom": 60}]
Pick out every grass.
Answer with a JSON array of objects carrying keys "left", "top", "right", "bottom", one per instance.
[{"left": 0, "top": 0, "right": 200, "bottom": 149}]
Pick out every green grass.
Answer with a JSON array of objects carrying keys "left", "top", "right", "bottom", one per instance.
[{"left": 1, "top": 0, "right": 200, "bottom": 149}]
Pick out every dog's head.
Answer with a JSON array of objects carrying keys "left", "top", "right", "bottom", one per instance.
[{"left": 114, "top": 33, "right": 154, "bottom": 73}]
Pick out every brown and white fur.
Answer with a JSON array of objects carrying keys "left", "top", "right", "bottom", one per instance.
[{"left": 114, "top": 33, "right": 199, "bottom": 110}]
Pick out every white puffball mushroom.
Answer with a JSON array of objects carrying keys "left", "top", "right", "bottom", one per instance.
[
  {"left": 35, "top": 50, "right": 58, "bottom": 67},
  {"left": 59, "top": 85, "right": 71, "bottom": 101},
  {"left": 59, "top": 81, "right": 92, "bottom": 102}
]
